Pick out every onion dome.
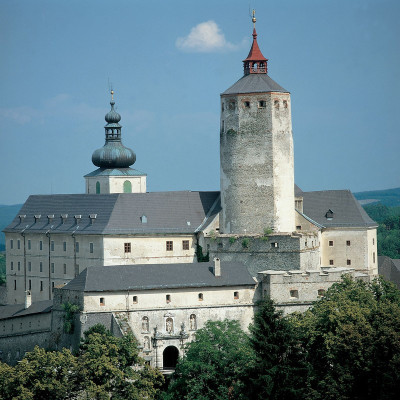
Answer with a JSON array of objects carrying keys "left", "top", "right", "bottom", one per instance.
[{"left": 92, "top": 91, "right": 136, "bottom": 168}]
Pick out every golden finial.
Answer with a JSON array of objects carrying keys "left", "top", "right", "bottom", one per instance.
[
  {"left": 252, "top": 9, "right": 256, "bottom": 28},
  {"left": 111, "top": 89, "right": 114, "bottom": 101}
]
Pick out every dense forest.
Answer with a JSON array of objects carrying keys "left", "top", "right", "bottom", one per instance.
[
  {"left": 363, "top": 203, "right": 400, "bottom": 259},
  {"left": 1, "top": 276, "right": 400, "bottom": 400}
]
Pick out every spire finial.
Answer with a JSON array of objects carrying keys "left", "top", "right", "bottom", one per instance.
[
  {"left": 252, "top": 9, "right": 256, "bottom": 29},
  {"left": 110, "top": 89, "right": 114, "bottom": 101}
]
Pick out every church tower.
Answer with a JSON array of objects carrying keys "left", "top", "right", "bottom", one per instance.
[
  {"left": 85, "top": 91, "right": 147, "bottom": 194},
  {"left": 220, "top": 12, "right": 295, "bottom": 234}
]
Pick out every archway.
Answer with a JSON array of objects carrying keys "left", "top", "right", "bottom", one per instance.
[
  {"left": 123, "top": 180, "right": 132, "bottom": 193},
  {"left": 163, "top": 346, "right": 179, "bottom": 370}
]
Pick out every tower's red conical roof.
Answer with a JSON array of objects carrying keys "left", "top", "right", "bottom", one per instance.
[{"left": 243, "top": 28, "right": 267, "bottom": 62}]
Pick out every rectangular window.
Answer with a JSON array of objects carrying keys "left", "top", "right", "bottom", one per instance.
[
  {"left": 63, "top": 264, "right": 67, "bottom": 274},
  {"left": 51, "top": 282, "right": 55, "bottom": 292},
  {"left": 290, "top": 289, "right": 299, "bottom": 299},
  {"left": 28, "top": 262, "right": 31, "bottom": 272},
  {"left": 10, "top": 239, "right": 13, "bottom": 249},
  {"left": 40, "top": 281, "right": 43, "bottom": 291},
  {"left": 271, "top": 242, "right": 279, "bottom": 248},
  {"left": 100, "top": 297, "right": 105, "bottom": 306},
  {"left": 234, "top": 291, "right": 239, "bottom": 300},
  {"left": 373, "top": 252, "right": 376, "bottom": 263},
  {"left": 14, "top": 280, "right": 16, "bottom": 290},
  {"left": 89, "top": 243, "right": 94, "bottom": 253},
  {"left": 28, "top": 280, "right": 31, "bottom": 290},
  {"left": 329, "top": 260, "right": 334, "bottom": 266},
  {"left": 17, "top": 240, "right": 20, "bottom": 249},
  {"left": 50, "top": 241, "right": 54, "bottom": 251},
  {"left": 347, "top": 259, "right": 351, "bottom": 265},
  {"left": 18, "top": 261, "right": 21, "bottom": 271},
  {"left": 296, "top": 225, "right": 302, "bottom": 230},
  {"left": 132, "top": 296, "right": 138, "bottom": 304},
  {"left": 258, "top": 100, "right": 266, "bottom": 108},
  {"left": 63, "top": 242, "right": 67, "bottom": 251},
  {"left": 40, "top": 262, "right": 43, "bottom": 272},
  {"left": 51, "top": 263, "right": 54, "bottom": 273},
  {"left": 39, "top": 240, "right": 43, "bottom": 251},
  {"left": 124, "top": 243, "right": 131, "bottom": 253},
  {"left": 28, "top": 240, "right": 31, "bottom": 250},
  {"left": 329, "top": 241, "right": 334, "bottom": 246},
  {"left": 182, "top": 240, "right": 190, "bottom": 250},
  {"left": 10, "top": 261, "right": 14, "bottom": 270},
  {"left": 75, "top": 242, "right": 79, "bottom": 253},
  {"left": 346, "top": 240, "right": 351, "bottom": 246},
  {"left": 166, "top": 294, "right": 171, "bottom": 303},
  {"left": 166, "top": 241, "right": 173, "bottom": 251}
]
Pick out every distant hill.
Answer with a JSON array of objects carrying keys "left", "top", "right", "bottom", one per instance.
[
  {"left": 0, "top": 204, "right": 23, "bottom": 251},
  {"left": 353, "top": 187, "right": 400, "bottom": 207}
]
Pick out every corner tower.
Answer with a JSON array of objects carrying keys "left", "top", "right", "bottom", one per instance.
[
  {"left": 85, "top": 91, "right": 147, "bottom": 194},
  {"left": 220, "top": 12, "right": 295, "bottom": 234}
]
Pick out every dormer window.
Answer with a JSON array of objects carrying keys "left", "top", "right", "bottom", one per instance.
[
  {"left": 74, "top": 215, "right": 81, "bottom": 225},
  {"left": 47, "top": 214, "right": 54, "bottom": 224},
  {"left": 325, "top": 209, "right": 334, "bottom": 220},
  {"left": 34, "top": 215, "right": 41, "bottom": 223},
  {"left": 141, "top": 215, "right": 147, "bottom": 224},
  {"left": 61, "top": 214, "right": 68, "bottom": 224},
  {"left": 89, "top": 214, "right": 97, "bottom": 224},
  {"left": 19, "top": 215, "right": 26, "bottom": 223}
]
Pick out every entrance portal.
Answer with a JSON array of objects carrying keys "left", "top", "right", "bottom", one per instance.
[{"left": 163, "top": 346, "right": 179, "bottom": 370}]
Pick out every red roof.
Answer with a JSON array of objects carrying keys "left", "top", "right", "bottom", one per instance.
[{"left": 243, "top": 28, "right": 267, "bottom": 62}]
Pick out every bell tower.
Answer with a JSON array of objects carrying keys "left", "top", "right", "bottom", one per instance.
[{"left": 220, "top": 11, "right": 295, "bottom": 234}]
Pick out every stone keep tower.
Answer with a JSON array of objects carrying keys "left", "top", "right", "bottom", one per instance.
[{"left": 220, "top": 15, "right": 295, "bottom": 234}]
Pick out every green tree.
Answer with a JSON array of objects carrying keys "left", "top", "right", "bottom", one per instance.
[
  {"left": 78, "top": 324, "right": 164, "bottom": 399},
  {"left": 297, "top": 275, "right": 400, "bottom": 400},
  {"left": 243, "top": 299, "right": 310, "bottom": 400},
  {"left": 165, "top": 320, "right": 254, "bottom": 400}
]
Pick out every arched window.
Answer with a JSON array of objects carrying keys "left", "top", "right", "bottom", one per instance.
[
  {"left": 96, "top": 181, "right": 100, "bottom": 194},
  {"left": 123, "top": 180, "right": 132, "bottom": 193}
]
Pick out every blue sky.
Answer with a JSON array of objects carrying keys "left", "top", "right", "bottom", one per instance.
[{"left": 0, "top": 0, "right": 399, "bottom": 205}]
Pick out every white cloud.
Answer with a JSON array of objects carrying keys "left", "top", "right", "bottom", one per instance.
[{"left": 176, "top": 21, "right": 238, "bottom": 52}]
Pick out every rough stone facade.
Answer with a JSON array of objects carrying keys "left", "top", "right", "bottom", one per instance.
[{"left": 220, "top": 92, "right": 294, "bottom": 234}]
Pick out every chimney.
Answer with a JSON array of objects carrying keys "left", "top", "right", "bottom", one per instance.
[
  {"left": 25, "top": 290, "right": 32, "bottom": 309},
  {"left": 213, "top": 258, "right": 221, "bottom": 277}
]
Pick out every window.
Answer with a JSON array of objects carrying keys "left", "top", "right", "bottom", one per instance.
[
  {"left": 90, "top": 243, "right": 94, "bottom": 253},
  {"left": 274, "top": 99, "right": 279, "bottom": 109},
  {"left": 296, "top": 225, "right": 302, "bottom": 230},
  {"left": 18, "top": 262, "right": 20, "bottom": 271},
  {"left": 14, "top": 280, "right": 16, "bottom": 290},
  {"left": 28, "top": 240, "right": 31, "bottom": 250},
  {"left": 124, "top": 243, "right": 131, "bottom": 253},
  {"left": 100, "top": 297, "right": 105, "bottom": 306},
  {"left": 166, "top": 241, "right": 173, "bottom": 251},
  {"left": 40, "top": 262, "right": 43, "bottom": 272},
  {"left": 234, "top": 291, "right": 239, "bottom": 300},
  {"left": 123, "top": 180, "right": 132, "bottom": 193},
  {"left": 51, "top": 241, "right": 54, "bottom": 251},
  {"left": 39, "top": 241, "right": 43, "bottom": 251},
  {"left": 63, "top": 264, "right": 67, "bottom": 274},
  {"left": 182, "top": 240, "right": 190, "bottom": 250},
  {"left": 271, "top": 242, "right": 279, "bottom": 248},
  {"left": 373, "top": 252, "right": 376, "bottom": 263},
  {"left": 17, "top": 240, "right": 20, "bottom": 249},
  {"left": 96, "top": 181, "right": 100, "bottom": 194},
  {"left": 52, "top": 282, "right": 55, "bottom": 292},
  {"left": 10, "top": 261, "right": 14, "bottom": 270},
  {"left": 243, "top": 101, "right": 250, "bottom": 108},
  {"left": 10, "top": 239, "right": 13, "bottom": 249},
  {"left": 228, "top": 101, "right": 235, "bottom": 110},
  {"left": 141, "top": 215, "right": 147, "bottom": 224},
  {"left": 133, "top": 296, "right": 138, "bottom": 304},
  {"left": 258, "top": 100, "right": 266, "bottom": 108},
  {"left": 75, "top": 242, "right": 79, "bottom": 253},
  {"left": 166, "top": 294, "right": 171, "bottom": 303},
  {"left": 329, "top": 260, "right": 334, "bottom": 266},
  {"left": 329, "top": 241, "right": 334, "bottom": 246},
  {"left": 51, "top": 263, "right": 54, "bottom": 273},
  {"left": 347, "top": 259, "right": 351, "bottom": 265},
  {"left": 40, "top": 281, "right": 43, "bottom": 291},
  {"left": 346, "top": 240, "right": 351, "bottom": 246},
  {"left": 283, "top": 100, "right": 288, "bottom": 108},
  {"left": 318, "top": 289, "right": 325, "bottom": 297},
  {"left": 28, "top": 262, "right": 31, "bottom": 272},
  {"left": 28, "top": 280, "right": 31, "bottom": 290},
  {"left": 63, "top": 242, "right": 67, "bottom": 251},
  {"left": 75, "top": 264, "right": 79, "bottom": 277},
  {"left": 198, "top": 293, "right": 203, "bottom": 301},
  {"left": 290, "top": 289, "right": 299, "bottom": 299}
]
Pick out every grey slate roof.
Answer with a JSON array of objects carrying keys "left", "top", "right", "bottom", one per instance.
[
  {"left": 222, "top": 74, "right": 289, "bottom": 96},
  {"left": 0, "top": 300, "right": 52, "bottom": 321},
  {"left": 302, "top": 190, "right": 377, "bottom": 228},
  {"left": 84, "top": 167, "right": 146, "bottom": 177},
  {"left": 63, "top": 262, "right": 256, "bottom": 292},
  {"left": 3, "top": 191, "right": 220, "bottom": 235}
]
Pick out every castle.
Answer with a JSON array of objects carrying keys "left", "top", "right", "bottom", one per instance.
[{"left": 0, "top": 14, "right": 377, "bottom": 369}]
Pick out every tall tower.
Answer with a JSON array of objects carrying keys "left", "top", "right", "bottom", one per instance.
[
  {"left": 220, "top": 12, "right": 295, "bottom": 234},
  {"left": 85, "top": 91, "right": 147, "bottom": 194}
]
